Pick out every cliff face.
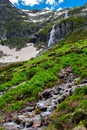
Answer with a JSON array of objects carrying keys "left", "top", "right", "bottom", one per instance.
[
  {"left": 55, "top": 15, "right": 87, "bottom": 42},
  {"left": 29, "top": 7, "right": 87, "bottom": 48}
]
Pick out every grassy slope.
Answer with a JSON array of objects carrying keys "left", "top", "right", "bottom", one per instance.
[
  {"left": 0, "top": 36, "right": 87, "bottom": 130},
  {"left": 46, "top": 86, "right": 87, "bottom": 130},
  {"left": 0, "top": 38, "right": 87, "bottom": 112}
]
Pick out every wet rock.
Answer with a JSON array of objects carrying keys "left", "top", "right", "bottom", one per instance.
[
  {"left": 58, "top": 94, "right": 66, "bottom": 103},
  {"left": 3, "top": 122, "right": 20, "bottom": 130},
  {"left": 24, "top": 112, "right": 35, "bottom": 118},
  {"left": 41, "top": 116, "right": 51, "bottom": 126},
  {"left": 56, "top": 86, "right": 62, "bottom": 91},
  {"left": 21, "top": 119, "right": 33, "bottom": 128},
  {"left": 24, "top": 106, "right": 35, "bottom": 112},
  {"left": 81, "top": 80, "right": 87, "bottom": 83},
  {"left": 42, "top": 89, "right": 53, "bottom": 99},
  {"left": 37, "top": 126, "right": 46, "bottom": 130},
  {"left": 37, "top": 101, "right": 45, "bottom": 109},
  {"left": 15, "top": 117, "right": 22, "bottom": 125},
  {"left": 40, "top": 107, "right": 47, "bottom": 112},
  {"left": 58, "top": 73, "right": 65, "bottom": 79},
  {"left": 32, "top": 115, "right": 42, "bottom": 128},
  {"left": 37, "top": 104, "right": 47, "bottom": 112},
  {"left": 15, "top": 115, "right": 25, "bottom": 125}
]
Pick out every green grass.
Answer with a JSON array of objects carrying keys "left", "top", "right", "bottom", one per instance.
[
  {"left": 0, "top": 39, "right": 87, "bottom": 112},
  {"left": 46, "top": 86, "right": 87, "bottom": 130}
]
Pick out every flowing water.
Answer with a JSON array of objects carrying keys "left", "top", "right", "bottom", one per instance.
[
  {"left": 64, "top": 11, "right": 68, "bottom": 18},
  {"left": 48, "top": 25, "right": 56, "bottom": 47},
  {"left": 1, "top": 68, "right": 87, "bottom": 130}
]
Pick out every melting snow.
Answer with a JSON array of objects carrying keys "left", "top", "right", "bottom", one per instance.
[{"left": 0, "top": 43, "right": 40, "bottom": 63}]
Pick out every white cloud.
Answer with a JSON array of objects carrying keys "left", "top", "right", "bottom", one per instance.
[
  {"left": 22, "top": 0, "right": 43, "bottom": 6},
  {"left": 46, "top": 0, "right": 55, "bottom": 5},
  {"left": 10, "top": 0, "right": 43, "bottom": 6},
  {"left": 59, "top": 0, "right": 64, "bottom": 4},
  {"left": 45, "top": 7, "right": 50, "bottom": 10},
  {"left": 9, "top": 0, "right": 64, "bottom": 8},
  {"left": 57, "top": 7, "right": 62, "bottom": 11},
  {"left": 10, "top": 0, "right": 18, "bottom": 4}
]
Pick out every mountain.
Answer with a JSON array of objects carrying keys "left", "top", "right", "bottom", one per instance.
[
  {"left": 0, "top": 0, "right": 87, "bottom": 49},
  {"left": 0, "top": 0, "right": 43, "bottom": 49},
  {"left": 0, "top": 2, "right": 87, "bottom": 130}
]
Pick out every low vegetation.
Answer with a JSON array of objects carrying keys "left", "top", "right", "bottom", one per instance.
[
  {"left": 0, "top": 39, "right": 87, "bottom": 113},
  {"left": 46, "top": 86, "right": 87, "bottom": 130}
]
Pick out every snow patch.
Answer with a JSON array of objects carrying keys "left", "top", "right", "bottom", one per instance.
[{"left": 0, "top": 43, "right": 40, "bottom": 63}]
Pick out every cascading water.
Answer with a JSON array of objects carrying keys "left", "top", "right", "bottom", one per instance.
[
  {"left": 48, "top": 25, "right": 55, "bottom": 47},
  {"left": 64, "top": 11, "right": 68, "bottom": 18}
]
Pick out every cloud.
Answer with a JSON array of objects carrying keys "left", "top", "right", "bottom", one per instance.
[
  {"left": 45, "top": 7, "right": 50, "bottom": 10},
  {"left": 22, "top": 0, "right": 43, "bottom": 6},
  {"left": 46, "top": 0, "right": 55, "bottom": 5},
  {"left": 10, "top": 0, "right": 43, "bottom": 6},
  {"left": 57, "top": 7, "right": 62, "bottom": 11},
  {"left": 9, "top": 0, "right": 64, "bottom": 8},
  {"left": 59, "top": 0, "right": 64, "bottom": 4},
  {"left": 10, "top": 0, "right": 18, "bottom": 4}
]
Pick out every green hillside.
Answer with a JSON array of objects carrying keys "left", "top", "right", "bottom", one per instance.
[
  {"left": 0, "top": 37, "right": 87, "bottom": 129},
  {"left": 0, "top": 1, "right": 87, "bottom": 130}
]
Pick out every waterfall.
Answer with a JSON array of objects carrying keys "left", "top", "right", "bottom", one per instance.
[
  {"left": 64, "top": 11, "right": 68, "bottom": 18},
  {"left": 48, "top": 25, "right": 55, "bottom": 47}
]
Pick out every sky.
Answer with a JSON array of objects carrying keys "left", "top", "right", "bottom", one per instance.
[{"left": 9, "top": 0, "right": 87, "bottom": 10}]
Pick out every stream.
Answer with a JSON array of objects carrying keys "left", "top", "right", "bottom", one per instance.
[{"left": 1, "top": 67, "right": 87, "bottom": 130}]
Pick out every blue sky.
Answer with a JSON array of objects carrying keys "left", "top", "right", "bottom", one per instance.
[{"left": 9, "top": 0, "right": 87, "bottom": 10}]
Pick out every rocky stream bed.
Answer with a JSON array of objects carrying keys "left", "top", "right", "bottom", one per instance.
[{"left": 1, "top": 67, "right": 87, "bottom": 130}]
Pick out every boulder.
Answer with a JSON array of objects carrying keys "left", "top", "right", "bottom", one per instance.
[
  {"left": 3, "top": 122, "right": 20, "bottom": 130},
  {"left": 24, "top": 106, "right": 35, "bottom": 112},
  {"left": 42, "top": 89, "right": 53, "bottom": 99},
  {"left": 32, "top": 115, "right": 42, "bottom": 128}
]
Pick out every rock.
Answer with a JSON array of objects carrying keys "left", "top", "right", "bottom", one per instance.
[
  {"left": 41, "top": 116, "right": 50, "bottom": 126},
  {"left": 42, "top": 89, "right": 53, "bottom": 99},
  {"left": 24, "top": 111, "right": 35, "bottom": 118},
  {"left": 37, "top": 126, "right": 46, "bottom": 130},
  {"left": 32, "top": 115, "right": 42, "bottom": 128},
  {"left": 72, "top": 125, "right": 87, "bottom": 130},
  {"left": 58, "top": 74, "right": 65, "bottom": 79},
  {"left": 40, "top": 107, "right": 47, "bottom": 112},
  {"left": 3, "top": 122, "right": 20, "bottom": 130},
  {"left": 24, "top": 106, "right": 35, "bottom": 112},
  {"left": 58, "top": 95, "right": 66, "bottom": 103},
  {"left": 15, "top": 117, "right": 22, "bottom": 125},
  {"left": 21, "top": 119, "right": 33, "bottom": 128},
  {"left": 37, "top": 103, "right": 47, "bottom": 112},
  {"left": 15, "top": 115, "right": 25, "bottom": 125},
  {"left": 81, "top": 80, "right": 87, "bottom": 83}
]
